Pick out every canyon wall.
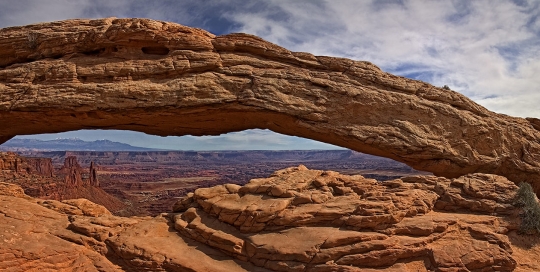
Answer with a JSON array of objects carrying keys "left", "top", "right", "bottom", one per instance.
[
  {"left": 89, "top": 161, "right": 99, "bottom": 187},
  {"left": 0, "top": 152, "right": 53, "bottom": 177},
  {"left": 59, "top": 156, "right": 84, "bottom": 187},
  {"left": 0, "top": 152, "right": 123, "bottom": 212}
]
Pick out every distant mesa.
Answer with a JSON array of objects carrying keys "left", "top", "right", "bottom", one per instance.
[
  {"left": 0, "top": 152, "right": 99, "bottom": 189},
  {"left": 0, "top": 151, "right": 54, "bottom": 177},
  {"left": 0, "top": 138, "right": 155, "bottom": 151}
]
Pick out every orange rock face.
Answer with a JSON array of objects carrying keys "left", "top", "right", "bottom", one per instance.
[
  {"left": 0, "top": 152, "right": 124, "bottom": 213},
  {"left": 1, "top": 18, "right": 540, "bottom": 271},
  {"left": 59, "top": 156, "right": 84, "bottom": 187},
  {"left": 0, "top": 18, "right": 540, "bottom": 192},
  {"left": 2, "top": 167, "right": 539, "bottom": 271},
  {"left": 89, "top": 161, "right": 99, "bottom": 187},
  {"left": 0, "top": 151, "right": 53, "bottom": 177},
  {"left": 173, "top": 166, "right": 521, "bottom": 271}
]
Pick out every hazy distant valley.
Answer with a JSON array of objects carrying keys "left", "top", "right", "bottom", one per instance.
[{"left": 1, "top": 139, "right": 429, "bottom": 216}]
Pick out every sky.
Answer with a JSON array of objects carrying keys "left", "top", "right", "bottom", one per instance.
[{"left": 1, "top": 0, "right": 539, "bottom": 150}]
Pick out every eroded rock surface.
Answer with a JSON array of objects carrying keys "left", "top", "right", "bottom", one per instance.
[
  {"left": 60, "top": 156, "right": 84, "bottom": 187},
  {"left": 173, "top": 166, "right": 522, "bottom": 271},
  {"left": 0, "top": 152, "right": 125, "bottom": 213},
  {"left": 1, "top": 18, "right": 540, "bottom": 191},
  {"left": 2, "top": 167, "right": 540, "bottom": 271},
  {"left": 0, "top": 185, "right": 122, "bottom": 271},
  {"left": 0, "top": 151, "right": 53, "bottom": 177},
  {"left": 0, "top": 182, "right": 268, "bottom": 272}
]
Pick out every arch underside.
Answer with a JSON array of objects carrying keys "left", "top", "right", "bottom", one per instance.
[{"left": 1, "top": 18, "right": 540, "bottom": 191}]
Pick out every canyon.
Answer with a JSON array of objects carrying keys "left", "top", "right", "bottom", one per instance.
[
  {"left": 1, "top": 17, "right": 540, "bottom": 271},
  {"left": 2, "top": 150, "right": 427, "bottom": 216}
]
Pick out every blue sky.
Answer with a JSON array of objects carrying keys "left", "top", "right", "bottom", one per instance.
[{"left": 1, "top": 0, "right": 539, "bottom": 150}]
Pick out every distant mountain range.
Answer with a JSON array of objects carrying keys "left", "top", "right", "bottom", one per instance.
[{"left": 0, "top": 138, "right": 155, "bottom": 151}]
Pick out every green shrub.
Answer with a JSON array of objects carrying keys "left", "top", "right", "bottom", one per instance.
[
  {"left": 514, "top": 182, "right": 540, "bottom": 234},
  {"left": 442, "top": 85, "right": 451, "bottom": 90}
]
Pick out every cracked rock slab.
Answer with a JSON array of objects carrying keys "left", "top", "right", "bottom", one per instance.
[
  {"left": 171, "top": 166, "right": 524, "bottom": 271},
  {"left": 0, "top": 167, "right": 539, "bottom": 271}
]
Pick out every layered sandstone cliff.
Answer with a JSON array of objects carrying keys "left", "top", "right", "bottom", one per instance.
[
  {"left": 0, "top": 152, "right": 124, "bottom": 212},
  {"left": 1, "top": 166, "right": 539, "bottom": 271},
  {"left": 0, "top": 18, "right": 539, "bottom": 192},
  {"left": 59, "top": 155, "right": 101, "bottom": 187},
  {"left": 0, "top": 151, "right": 53, "bottom": 176},
  {"left": 59, "top": 156, "right": 84, "bottom": 187},
  {"left": 1, "top": 152, "right": 100, "bottom": 189}
]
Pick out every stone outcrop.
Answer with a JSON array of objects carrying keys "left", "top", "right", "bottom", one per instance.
[
  {"left": 89, "top": 161, "right": 99, "bottom": 187},
  {"left": 25, "top": 157, "right": 54, "bottom": 177},
  {"left": 0, "top": 182, "right": 272, "bottom": 272},
  {"left": 58, "top": 156, "right": 100, "bottom": 187},
  {"left": 172, "top": 166, "right": 523, "bottom": 271},
  {"left": 0, "top": 18, "right": 540, "bottom": 192},
  {"left": 0, "top": 151, "right": 53, "bottom": 177},
  {"left": 2, "top": 167, "right": 540, "bottom": 271},
  {"left": 60, "top": 156, "right": 84, "bottom": 187},
  {"left": 0, "top": 184, "right": 122, "bottom": 271},
  {"left": 0, "top": 152, "right": 124, "bottom": 213}
]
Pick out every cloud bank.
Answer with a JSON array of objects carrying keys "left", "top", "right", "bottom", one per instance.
[{"left": 225, "top": 0, "right": 540, "bottom": 118}]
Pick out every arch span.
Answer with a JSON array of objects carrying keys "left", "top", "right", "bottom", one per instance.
[{"left": 1, "top": 18, "right": 540, "bottom": 190}]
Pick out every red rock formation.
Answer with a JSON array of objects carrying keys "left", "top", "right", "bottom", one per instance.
[
  {"left": 60, "top": 156, "right": 83, "bottom": 187},
  {"left": 0, "top": 152, "right": 53, "bottom": 177},
  {"left": 1, "top": 152, "right": 125, "bottom": 213},
  {"left": 55, "top": 157, "right": 100, "bottom": 187},
  {"left": 172, "top": 166, "right": 522, "bottom": 271},
  {"left": 0, "top": 18, "right": 539, "bottom": 192},
  {"left": 89, "top": 161, "right": 99, "bottom": 187},
  {"left": 25, "top": 157, "right": 54, "bottom": 177},
  {"left": 0, "top": 152, "right": 24, "bottom": 172},
  {"left": 1, "top": 17, "right": 540, "bottom": 272}
]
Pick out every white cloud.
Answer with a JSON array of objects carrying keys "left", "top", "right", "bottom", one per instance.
[
  {"left": 0, "top": 0, "right": 198, "bottom": 28},
  {"left": 226, "top": 0, "right": 540, "bottom": 118}
]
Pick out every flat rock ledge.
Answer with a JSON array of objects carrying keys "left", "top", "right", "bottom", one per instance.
[{"left": 2, "top": 167, "right": 540, "bottom": 271}]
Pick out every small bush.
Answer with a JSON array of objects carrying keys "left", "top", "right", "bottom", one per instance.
[
  {"left": 442, "top": 85, "right": 451, "bottom": 90},
  {"left": 514, "top": 182, "right": 540, "bottom": 234}
]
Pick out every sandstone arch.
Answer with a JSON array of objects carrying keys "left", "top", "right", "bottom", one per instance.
[{"left": 1, "top": 18, "right": 540, "bottom": 191}]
